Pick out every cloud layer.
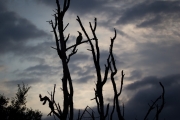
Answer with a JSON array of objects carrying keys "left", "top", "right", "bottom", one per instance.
[{"left": 0, "top": 0, "right": 180, "bottom": 120}]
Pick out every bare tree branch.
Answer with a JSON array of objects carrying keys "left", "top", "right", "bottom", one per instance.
[
  {"left": 63, "top": 23, "right": 69, "bottom": 31},
  {"left": 144, "top": 82, "right": 165, "bottom": 120},
  {"left": 66, "top": 38, "right": 94, "bottom": 51},
  {"left": 144, "top": 96, "right": 161, "bottom": 120},
  {"left": 156, "top": 82, "right": 165, "bottom": 120},
  {"left": 39, "top": 1, "right": 166, "bottom": 120}
]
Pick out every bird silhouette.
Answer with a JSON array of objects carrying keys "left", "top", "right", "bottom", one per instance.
[{"left": 76, "top": 31, "right": 82, "bottom": 45}]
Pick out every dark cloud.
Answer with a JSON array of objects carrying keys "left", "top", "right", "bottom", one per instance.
[
  {"left": 68, "top": 50, "right": 123, "bottom": 84},
  {"left": 0, "top": 1, "right": 179, "bottom": 120},
  {"left": 69, "top": 52, "right": 90, "bottom": 63},
  {"left": 127, "top": 70, "right": 143, "bottom": 80},
  {"left": 136, "top": 15, "right": 161, "bottom": 28},
  {"left": 116, "top": 1, "right": 180, "bottom": 28},
  {"left": 136, "top": 42, "right": 180, "bottom": 74},
  {"left": 37, "top": 0, "right": 118, "bottom": 16},
  {"left": 0, "top": 12, "right": 45, "bottom": 41},
  {"left": 4, "top": 78, "right": 41, "bottom": 86},
  {"left": 26, "top": 64, "right": 53, "bottom": 72},
  {"left": 124, "top": 73, "right": 180, "bottom": 120},
  {"left": 126, "top": 76, "right": 158, "bottom": 91},
  {"left": 118, "top": 40, "right": 180, "bottom": 78},
  {"left": 37, "top": 0, "right": 56, "bottom": 7},
  {"left": 0, "top": 2, "right": 49, "bottom": 55},
  {"left": 69, "top": 60, "right": 95, "bottom": 84},
  {"left": 36, "top": 0, "right": 128, "bottom": 38},
  {"left": 9, "top": 41, "right": 55, "bottom": 57},
  {"left": 68, "top": 53, "right": 93, "bottom": 78},
  {"left": 20, "top": 57, "right": 45, "bottom": 64},
  {"left": 98, "top": 50, "right": 124, "bottom": 73},
  {"left": 74, "top": 75, "right": 95, "bottom": 84},
  {"left": 116, "top": 29, "right": 129, "bottom": 37},
  {"left": 69, "top": 62, "right": 82, "bottom": 75},
  {"left": 6, "top": 63, "right": 62, "bottom": 89},
  {"left": 70, "top": 0, "right": 105, "bottom": 15},
  {"left": 76, "top": 65, "right": 94, "bottom": 77},
  {"left": 17, "top": 64, "right": 60, "bottom": 77}
]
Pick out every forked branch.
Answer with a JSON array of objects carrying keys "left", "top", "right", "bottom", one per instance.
[{"left": 144, "top": 82, "right": 165, "bottom": 120}]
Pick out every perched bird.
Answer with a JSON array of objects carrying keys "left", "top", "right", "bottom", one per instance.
[{"left": 76, "top": 31, "right": 82, "bottom": 45}]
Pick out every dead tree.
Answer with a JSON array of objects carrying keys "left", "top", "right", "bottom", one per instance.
[
  {"left": 76, "top": 15, "right": 125, "bottom": 120},
  {"left": 39, "top": 0, "right": 165, "bottom": 120},
  {"left": 39, "top": 0, "right": 93, "bottom": 119},
  {"left": 39, "top": 0, "right": 74, "bottom": 119}
]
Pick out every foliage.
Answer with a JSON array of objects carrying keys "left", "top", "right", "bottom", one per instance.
[{"left": 0, "top": 83, "right": 42, "bottom": 120}]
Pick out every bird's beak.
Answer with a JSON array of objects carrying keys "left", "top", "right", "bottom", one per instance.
[{"left": 77, "top": 31, "right": 81, "bottom": 35}]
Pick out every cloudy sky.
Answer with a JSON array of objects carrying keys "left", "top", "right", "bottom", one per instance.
[{"left": 0, "top": 0, "right": 180, "bottom": 119}]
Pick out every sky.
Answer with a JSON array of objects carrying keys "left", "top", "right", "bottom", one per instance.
[{"left": 0, "top": 0, "right": 180, "bottom": 119}]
